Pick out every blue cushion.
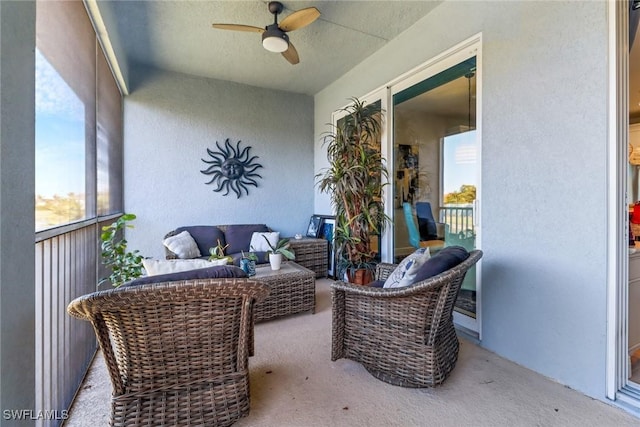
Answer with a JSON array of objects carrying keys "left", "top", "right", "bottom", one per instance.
[
  {"left": 224, "top": 224, "right": 269, "bottom": 255},
  {"left": 368, "top": 280, "right": 385, "bottom": 288},
  {"left": 411, "top": 246, "right": 470, "bottom": 284},
  {"left": 175, "top": 226, "right": 225, "bottom": 258},
  {"left": 228, "top": 251, "right": 270, "bottom": 266},
  {"left": 123, "top": 265, "right": 247, "bottom": 287}
]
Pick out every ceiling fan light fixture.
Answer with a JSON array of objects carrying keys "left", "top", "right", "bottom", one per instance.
[{"left": 262, "top": 26, "right": 289, "bottom": 52}]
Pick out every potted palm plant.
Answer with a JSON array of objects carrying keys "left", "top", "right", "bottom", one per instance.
[{"left": 316, "top": 98, "right": 390, "bottom": 284}]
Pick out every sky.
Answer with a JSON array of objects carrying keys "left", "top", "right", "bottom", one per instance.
[
  {"left": 34, "top": 45, "right": 476, "bottom": 202},
  {"left": 442, "top": 130, "right": 477, "bottom": 196},
  {"left": 35, "top": 48, "right": 85, "bottom": 198}
]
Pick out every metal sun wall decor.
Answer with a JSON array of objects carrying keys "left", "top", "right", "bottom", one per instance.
[{"left": 201, "top": 139, "right": 263, "bottom": 198}]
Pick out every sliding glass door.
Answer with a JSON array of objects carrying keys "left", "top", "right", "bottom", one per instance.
[
  {"left": 442, "top": 130, "right": 478, "bottom": 319},
  {"left": 390, "top": 47, "right": 481, "bottom": 333}
]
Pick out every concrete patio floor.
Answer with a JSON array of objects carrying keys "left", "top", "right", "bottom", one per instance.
[{"left": 65, "top": 279, "right": 640, "bottom": 427}]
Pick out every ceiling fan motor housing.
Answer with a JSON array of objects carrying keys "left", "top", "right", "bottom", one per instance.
[{"left": 262, "top": 24, "right": 289, "bottom": 52}]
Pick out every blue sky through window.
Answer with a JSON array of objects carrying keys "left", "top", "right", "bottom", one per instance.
[
  {"left": 442, "top": 130, "right": 477, "bottom": 198},
  {"left": 35, "top": 48, "right": 85, "bottom": 198}
]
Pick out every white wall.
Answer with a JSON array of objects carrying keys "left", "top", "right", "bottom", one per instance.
[
  {"left": 124, "top": 69, "right": 314, "bottom": 259},
  {"left": 315, "top": 1, "right": 608, "bottom": 399}
]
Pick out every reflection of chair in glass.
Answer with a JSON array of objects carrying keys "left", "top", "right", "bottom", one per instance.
[
  {"left": 416, "top": 202, "right": 443, "bottom": 240},
  {"left": 67, "top": 279, "right": 269, "bottom": 426},
  {"left": 403, "top": 202, "right": 444, "bottom": 251}
]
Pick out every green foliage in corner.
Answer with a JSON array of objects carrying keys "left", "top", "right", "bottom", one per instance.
[{"left": 99, "top": 213, "right": 143, "bottom": 287}]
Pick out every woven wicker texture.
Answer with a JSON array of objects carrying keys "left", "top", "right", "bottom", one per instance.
[
  {"left": 67, "top": 279, "right": 269, "bottom": 426},
  {"left": 253, "top": 262, "right": 316, "bottom": 322},
  {"left": 331, "top": 250, "right": 483, "bottom": 388},
  {"left": 287, "top": 238, "right": 328, "bottom": 278},
  {"left": 165, "top": 228, "right": 328, "bottom": 277}
]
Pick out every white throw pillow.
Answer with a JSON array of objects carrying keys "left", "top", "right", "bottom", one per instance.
[
  {"left": 163, "top": 231, "right": 201, "bottom": 259},
  {"left": 142, "top": 259, "right": 213, "bottom": 276},
  {"left": 249, "top": 231, "right": 280, "bottom": 252},
  {"left": 383, "top": 248, "right": 431, "bottom": 288}
]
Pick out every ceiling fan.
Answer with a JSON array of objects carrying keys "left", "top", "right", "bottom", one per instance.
[{"left": 212, "top": 1, "right": 320, "bottom": 65}]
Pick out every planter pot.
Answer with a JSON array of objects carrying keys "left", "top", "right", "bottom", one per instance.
[
  {"left": 240, "top": 259, "right": 256, "bottom": 276},
  {"left": 269, "top": 253, "right": 283, "bottom": 270},
  {"left": 346, "top": 268, "right": 373, "bottom": 285}
]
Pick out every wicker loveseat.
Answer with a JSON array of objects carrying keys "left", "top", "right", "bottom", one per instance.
[
  {"left": 331, "top": 249, "right": 483, "bottom": 387},
  {"left": 164, "top": 224, "right": 328, "bottom": 277},
  {"left": 67, "top": 277, "right": 269, "bottom": 426}
]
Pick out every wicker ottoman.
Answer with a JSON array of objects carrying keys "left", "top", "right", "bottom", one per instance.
[{"left": 253, "top": 261, "right": 315, "bottom": 322}]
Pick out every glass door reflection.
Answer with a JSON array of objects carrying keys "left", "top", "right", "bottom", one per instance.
[{"left": 392, "top": 56, "right": 479, "bottom": 323}]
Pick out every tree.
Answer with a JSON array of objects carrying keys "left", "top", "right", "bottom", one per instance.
[{"left": 444, "top": 185, "right": 476, "bottom": 204}]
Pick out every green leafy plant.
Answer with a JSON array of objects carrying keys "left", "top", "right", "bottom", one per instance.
[
  {"left": 262, "top": 236, "right": 295, "bottom": 260},
  {"left": 242, "top": 250, "right": 259, "bottom": 262},
  {"left": 316, "top": 98, "right": 390, "bottom": 282},
  {"left": 100, "top": 213, "right": 143, "bottom": 287},
  {"left": 209, "top": 239, "right": 233, "bottom": 264}
]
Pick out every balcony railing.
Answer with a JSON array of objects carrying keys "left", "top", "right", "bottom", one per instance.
[
  {"left": 34, "top": 217, "right": 115, "bottom": 427},
  {"left": 439, "top": 204, "right": 475, "bottom": 238}
]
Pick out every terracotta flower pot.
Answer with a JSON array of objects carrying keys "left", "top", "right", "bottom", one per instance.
[{"left": 346, "top": 268, "right": 373, "bottom": 285}]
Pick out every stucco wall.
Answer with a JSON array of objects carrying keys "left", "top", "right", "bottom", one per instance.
[
  {"left": 124, "top": 69, "right": 314, "bottom": 259},
  {"left": 0, "top": 0, "right": 36, "bottom": 416},
  {"left": 315, "top": 1, "right": 608, "bottom": 399}
]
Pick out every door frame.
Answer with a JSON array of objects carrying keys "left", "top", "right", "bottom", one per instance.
[
  {"left": 386, "top": 34, "right": 483, "bottom": 335},
  {"left": 608, "top": 0, "right": 639, "bottom": 406},
  {"left": 332, "top": 34, "right": 483, "bottom": 335}
]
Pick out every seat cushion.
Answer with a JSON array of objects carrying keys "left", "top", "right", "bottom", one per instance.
[
  {"left": 411, "top": 245, "right": 470, "bottom": 284},
  {"left": 143, "top": 258, "right": 214, "bottom": 276},
  {"left": 224, "top": 224, "right": 269, "bottom": 255},
  {"left": 175, "top": 226, "right": 226, "bottom": 258},
  {"left": 124, "top": 265, "right": 247, "bottom": 287},
  {"left": 367, "top": 280, "right": 385, "bottom": 288},
  {"left": 229, "top": 252, "right": 268, "bottom": 266}
]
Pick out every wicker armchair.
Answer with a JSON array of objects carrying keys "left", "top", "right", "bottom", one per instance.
[
  {"left": 67, "top": 279, "right": 269, "bottom": 427},
  {"left": 331, "top": 249, "right": 483, "bottom": 387}
]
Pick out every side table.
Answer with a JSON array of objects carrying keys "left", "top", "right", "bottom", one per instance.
[{"left": 287, "top": 237, "right": 328, "bottom": 278}]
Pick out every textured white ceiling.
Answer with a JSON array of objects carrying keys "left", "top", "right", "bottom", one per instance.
[{"left": 96, "top": 0, "right": 441, "bottom": 95}]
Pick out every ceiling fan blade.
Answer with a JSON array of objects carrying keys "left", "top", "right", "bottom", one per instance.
[
  {"left": 211, "top": 23, "right": 265, "bottom": 33},
  {"left": 282, "top": 42, "right": 300, "bottom": 65},
  {"left": 279, "top": 7, "right": 320, "bottom": 32}
]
